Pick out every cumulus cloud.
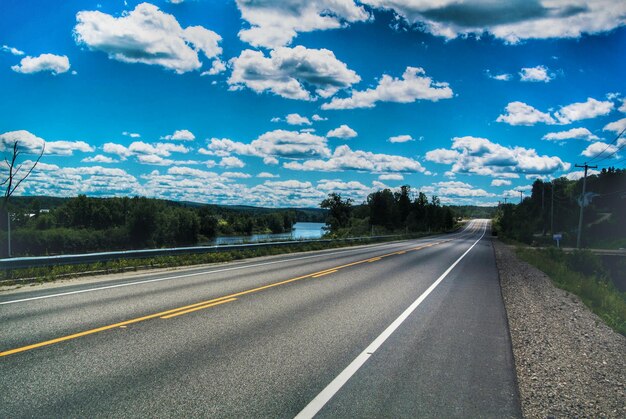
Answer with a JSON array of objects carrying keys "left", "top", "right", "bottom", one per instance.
[
  {"left": 603, "top": 117, "right": 626, "bottom": 134},
  {"left": 388, "top": 134, "right": 414, "bottom": 143},
  {"left": 488, "top": 72, "right": 512, "bottom": 81},
  {"left": 82, "top": 154, "right": 117, "bottom": 163},
  {"left": 519, "top": 65, "right": 553, "bottom": 82},
  {"left": 360, "top": 0, "right": 626, "bottom": 44},
  {"left": 219, "top": 156, "right": 245, "bottom": 168},
  {"left": 0, "top": 130, "right": 93, "bottom": 155},
  {"left": 200, "top": 59, "right": 226, "bottom": 76},
  {"left": 327, "top": 124, "right": 357, "bottom": 139},
  {"left": 203, "top": 130, "right": 330, "bottom": 161},
  {"left": 322, "top": 66, "right": 453, "bottom": 110},
  {"left": 283, "top": 144, "right": 426, "bottom": 173},
  {"left": 257, "top": 172, "right": 279, "bottom": 178},
  {"left": 103, "top": 143, "right": 133, "bottom": 160},
  {"left": 496, "top": 101, "right": 555, "bottom": 125},
  {"left": 1, "top": 45, "right": 24, "bottom": 56},
  {"left": 542, "top": 127, "right": 599, "bottom": 142},
  {"left": 565, "top": 169, "right": 601, "bottom": 181},
  {"left": 161, "top": 129, "right": 196, "bottom": 141},
  {"left": 425, "top": 136, "right": 570, "bottom": 176},
  {"left": 580, "top": 142, "right": 620, "bottom": 159},
  {"left": 379, "top": 173, "right": 404, "bottom": 180},
  {"left": 11, "top": 53, "right": 70, "bottom": 75},
  {"left": 228, "top": 46, "right": 360, "bottom": 100},
  {"left": 235, "top": 0, "right": 370, "bottom": 48},
  {"left": 122, "top": 131, "right": 141, "bottom": 138},
  {"left": 619, "top": 99, "right": 626, "bottom": 113},
  {"left": 74, "top": 3, "right": 222, "bottom": 74},
  {"left": 285, "top": 113, "right": 312, "bottom": 125},
  {"left": 312, "top": 114, "right": 327, "bottom": 121},
  {"left": 491, "top": 179, "right": 512, "bottom": 187},
  {"left": 554, "top": 97, "right": 614, "bottom": 124}
]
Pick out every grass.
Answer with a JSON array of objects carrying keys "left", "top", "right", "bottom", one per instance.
[
  {"left": 1, "top": 236, "right": 404, "bottom": 285},
  {"left": 516, "top": 247, "right": 626, "bottom": 336}
]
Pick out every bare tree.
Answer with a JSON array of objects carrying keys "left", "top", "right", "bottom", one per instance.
[{"left": 1, "top": 140, "right": 45, "bottom": 257}]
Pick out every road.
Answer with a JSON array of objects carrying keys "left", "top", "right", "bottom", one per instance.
[{"left": 0, "top": 219, "right": 521, "bottom": 418}]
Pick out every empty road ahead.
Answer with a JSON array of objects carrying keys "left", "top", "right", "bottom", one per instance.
[{"left": 0, "top": 219, "right": 521, "bottom": 418}]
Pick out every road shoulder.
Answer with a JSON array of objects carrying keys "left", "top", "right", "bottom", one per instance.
[{"left": 493, "top": 239, "right": 626, "bottom": 418}]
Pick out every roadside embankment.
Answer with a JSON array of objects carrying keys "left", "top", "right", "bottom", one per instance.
[{"left": 493, "top": 240, "right": 625, "bottom": 418}]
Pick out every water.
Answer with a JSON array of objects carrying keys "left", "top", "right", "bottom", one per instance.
[{"left": 210, "top": 222, "right": 327, "bottom": 245}]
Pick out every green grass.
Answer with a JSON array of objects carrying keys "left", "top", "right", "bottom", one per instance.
[
  {"left": 516, "top": 247, "right": 626, "bottom": 336},
  {"left": 1, "top": 236, "right": 403, "bottom": 285}
]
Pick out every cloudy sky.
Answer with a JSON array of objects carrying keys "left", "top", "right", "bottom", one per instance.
[{"left": 1, "top": 0, "right": 625, "bottom": 207}]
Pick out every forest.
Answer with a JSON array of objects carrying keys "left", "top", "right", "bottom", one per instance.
[
  {"left": 0, "top": 196, "right": 323, "bottom": 256},
  {"left": 320, "top": 185, "right": 458, "bottom": 236},
  {"left": 493, "top": 167, "right": 626, "bottom": 248}
]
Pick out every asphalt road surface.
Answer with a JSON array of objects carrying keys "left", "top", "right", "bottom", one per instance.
[{"left": 0, "top": 219, "right": 521, "bottom": 418}]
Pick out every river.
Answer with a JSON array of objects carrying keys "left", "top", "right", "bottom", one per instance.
[{"left": 209, "top": 222, "right": 327, "bottom": 245}]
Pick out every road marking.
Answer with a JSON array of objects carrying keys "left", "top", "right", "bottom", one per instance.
[
  {"left": 295, "top": 222, "right": 487, "bottom": 419},
  {"left": 0, "top": 240, "right": 428, "bottom": 306},
  {"left": 160, "top": 298, "right": 236, "bottom": 319},
  {"left": 367, "top": 257, "right": 381, "bottom": 262},
  {"left": 311, "top": 270, "right": 338, "bottom": 278},
  {"left": 0, "top": 224, "right": 481, "bottom": 357}
]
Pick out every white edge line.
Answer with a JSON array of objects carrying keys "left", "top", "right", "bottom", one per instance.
[
  {"left": 0, "top": 230, "right": 471, "bottom": 306},
  {"left": 294, "top": 221, "right": 487, "bottom": 419}
]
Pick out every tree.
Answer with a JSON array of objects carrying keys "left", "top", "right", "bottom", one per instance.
[
  {"left": 320, "top": 193, "right": 353, "bottom": 231},
  {"left": 1, "top": 140, "right": 44, "bottom": 257}
]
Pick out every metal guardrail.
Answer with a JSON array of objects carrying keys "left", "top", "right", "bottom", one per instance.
[{"left": 0, "top": 235, "right": 403, "bottom": 270}]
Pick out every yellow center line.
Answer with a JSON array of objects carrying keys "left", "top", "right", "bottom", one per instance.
[
  {"left": 312, "top": 270, "right": 338, "bottom": 278},
  {"left": 160, "top": 298, "right": 237, "bottom": 319},
  {"left": 1, "top": 237, "right": 455, "bottom": 358}
]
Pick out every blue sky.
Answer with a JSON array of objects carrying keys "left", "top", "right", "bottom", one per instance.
[{"left": 1, "top": 0, "right": 625, "bottom": 207}]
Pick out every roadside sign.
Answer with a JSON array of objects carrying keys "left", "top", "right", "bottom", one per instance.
[{"left": 553, "top": 233, "right": 562, "bottom": 248}]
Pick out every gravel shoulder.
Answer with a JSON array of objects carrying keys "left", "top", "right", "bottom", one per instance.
[{"left": 493, "top": 239, "right": 625, "bottom": 418}]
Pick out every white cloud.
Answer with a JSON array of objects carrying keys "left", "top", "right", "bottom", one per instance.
[
  {"left": 128, "top": 141, "right": 189, "bottom": 156},
  {"left": 200, "top": 59, "right": 226, "bottom": 76},
  {"left": 554, "top": 97, "right": 614, "bottom": 124},
  {"left": 219, "top": 156, "right": 245, "bottom": 168},
  {"left": 257, "top": 172, "right": 279, "bottom": 178},
  {"left": 82, "top": 154, "right": 117, "bottom": 163},
  {"left": 425, "top": 136, "right": 570, "bottom": 176},
  {"left": 228, "top": 46, "right": 360, "bottom": 100},
  {"left": 103, "top": 143, "right": 132, "bottom": 159},
  {"left": 565, "top": 169, "right": 601, "bottom": 181},
  {"left": 619, "top": 99, "right": 626, "bottom": 113},
  {"left": 235, "top": 0, "right": 370, "bottom": 48},
  {"left": 283, "top": 144, "right": 426, "bottom": 173},
  {"left": 580, "top": 142, "right": 619, "bottom": 159},
  {"left": 1, "top": 45, "right": 24, "bottom": 56},
  {"left": 496, "top": 101, "right": 555, "bottom": 126},
  {"left": 360, "top": 0, "right": 626, "bottom": 44},
  {"left": 379, "top": 173, "right": 404, "bottom": 180},
  {"left": 542, "top": 127, "right": 599, "bottom": 142},
  {"left": 312, "top": 114, "right": 327, "bottom": 121},
  {"left": 74, "top": 3, "right": 222, "bottom": 74},
  {"left": 221, "top": 171, "right": 251, "bottom": 179},
  {"left": 322, "top": 66, "right": 453, "bottom": 110},
  {"left": 0, "top": 130, "right": 93, "bottom": 155},
  {"left": 489, "top": 72, "right": 511, "bottom": 81},
  {"left": 204, "top": 130, "right": 330, "bottom": 160},
  {"left": 11, "top": 53, "right": 70, "bottom": 75},
  {"left": 122, "top": 131, "right": 141, "bottom": 138},
  {"left": 161, "top": 129, "right": 196, "bottom": 141},
  {"left": 491, "top": 179, "right": 512, "bottom": 187},
  {"left": 327, "top": 124, "right": 357, "bottom": 139},
  {"left": 603, "top": 118, "right": 626, "bottom": 134},
  {"left": 519, "top": 65, "right": 553, "bottom": 82},
  {"left": 388, "top": 134, "right": 414, "bottom": 143},
  {"left": 285, "top": 113, "right": 312, "bottom": 126}
]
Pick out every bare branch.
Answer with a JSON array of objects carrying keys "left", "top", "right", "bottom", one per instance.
[{"left": 9, "top": 142, "right": 45, "bottom": 197}]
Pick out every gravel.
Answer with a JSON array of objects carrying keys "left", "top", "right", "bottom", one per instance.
[{"left": 493, "top": 240, "right": 625, "bottom": 418}]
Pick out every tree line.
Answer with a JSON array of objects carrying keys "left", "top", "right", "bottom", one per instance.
[
  {"left": 320, "top": 185, "right": 457, "bottom": 236},
  {"left": 494, "top": 167, "right": 626, "bottom": 248},
  {"left": 1, "top": 195, "right": 322, "bottom": 256}
]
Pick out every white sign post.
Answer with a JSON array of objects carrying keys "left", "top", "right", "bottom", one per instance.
[{"left": 553, "top": 233, "right": 562, "bottom": 249}]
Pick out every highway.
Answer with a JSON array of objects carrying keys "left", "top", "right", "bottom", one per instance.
[{"left": 0, "top": 219, "right": 521, "bottom": 418}]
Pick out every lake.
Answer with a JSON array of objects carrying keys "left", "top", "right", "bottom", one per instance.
[{"left": 210, "top": 222, "right": 327, "bottom": 245}]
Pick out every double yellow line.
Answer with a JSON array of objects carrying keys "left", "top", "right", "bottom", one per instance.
[{"left": 1, "top": 239, "right": 451, "bottom": 358}]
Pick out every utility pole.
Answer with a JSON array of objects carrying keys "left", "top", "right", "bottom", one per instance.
[
  {"left": 503, "top": 197, "right": 508, "bottom": 204},
  {"left": 550, "top": 180, "right": 554, "bottom": 235},
  {"left": 576, "top": 163, "right": 597, "bottom": 249},
  {"left": 7, "top": 211, "right": 11, "bottom": 258},
  {"left": 519, "top": 191, "right": 523, "bottom": 204}
]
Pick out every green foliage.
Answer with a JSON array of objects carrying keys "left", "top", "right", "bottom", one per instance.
[
  {"left": 517, "top": 247, "right": 626, "bottom": 335},
  {"left": 4, "top": 195, "right": 310, "bottom": 256},
  {"left": 494, "top": 168, "right": 626, "bottom": 247},
  {"left": 321, "top": 186, "right": 457, "bottom": 236}
]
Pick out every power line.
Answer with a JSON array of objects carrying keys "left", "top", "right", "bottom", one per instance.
[{"left": 587, "top": 127, "right": 626, "bottom": 163}]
